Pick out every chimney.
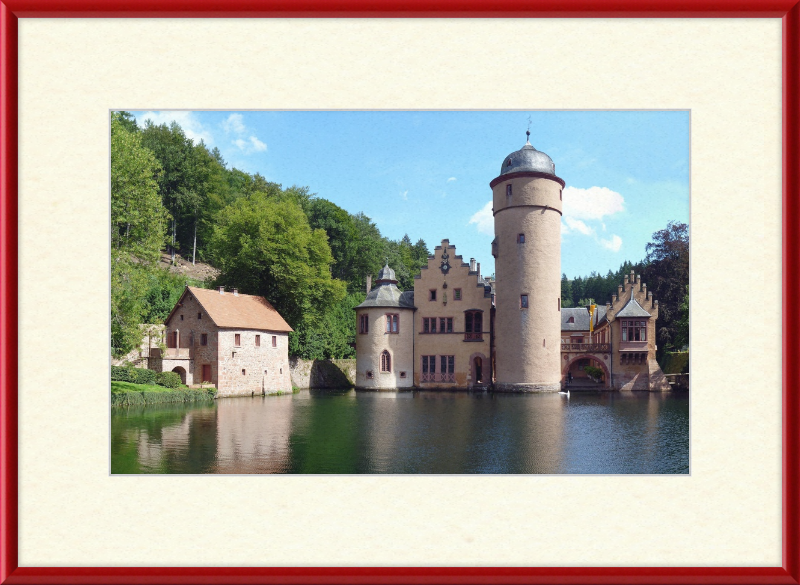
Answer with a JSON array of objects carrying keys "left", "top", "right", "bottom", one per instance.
[
  {"left": 476, "top": 262, "right": 481, "bottom": 279},
  {"left": 366, "top": 274, "right": 372, "bottom": 294},
  {"left": 218, "top": 286, "right": 225, "bottom": 295},
  {"left": 233, "top": 288, "right": 239, "bottom": 296},
  {"left": 470, "top": 258, "right": 476, "bottom": 272}
]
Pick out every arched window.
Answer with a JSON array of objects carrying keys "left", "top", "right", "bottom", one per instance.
[{"left": 380, "top": 350, "right": 391, "bottom": 372}]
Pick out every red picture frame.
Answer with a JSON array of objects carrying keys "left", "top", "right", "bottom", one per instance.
[{"left": 1, "top": 1, "right": 798, "bottom": 583}]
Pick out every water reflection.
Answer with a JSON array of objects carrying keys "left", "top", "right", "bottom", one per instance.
[{"left": 110, "top": 391, "right": 689, "bottom": 474}]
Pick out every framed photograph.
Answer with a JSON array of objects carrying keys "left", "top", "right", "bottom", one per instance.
[{"left": 1, "top": 1, "right": 798, "bottom": 583}]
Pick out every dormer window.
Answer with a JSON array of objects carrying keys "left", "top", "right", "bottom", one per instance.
[{"left": 568, "top": 316, "right": 575, "bottom": 323}]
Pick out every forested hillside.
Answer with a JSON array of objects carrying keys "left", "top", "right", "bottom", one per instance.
[{"left": 110, "top": 111, "right": 430, "bottom": 360}]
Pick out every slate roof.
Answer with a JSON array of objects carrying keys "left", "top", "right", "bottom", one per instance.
[
  {"left": 172, "top": 286, "right": 293, "bottom": 332},
  {"left": 561, "top": 306, "right": 608, "bottom": 331},
  {"left": 615, "top": 296, "right": 652, "bottom": 318},
  {"left": 355, "top": 269, "right": 415, "bottom": 309}
]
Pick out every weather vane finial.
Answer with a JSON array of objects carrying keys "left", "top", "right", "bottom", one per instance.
[
  {"left": 385, "top": 256, "right": 389, "bottom": 266},
  {"left": 526, "top": 116, "right": 532, "bottom": 143}
]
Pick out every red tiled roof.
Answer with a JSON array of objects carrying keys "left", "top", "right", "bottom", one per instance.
[{"left": 185, "top": 286, "right": 293, "bottom": 332}]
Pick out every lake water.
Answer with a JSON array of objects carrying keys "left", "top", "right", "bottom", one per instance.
[{"left": 110, "top": 390, "right": 689, "bottom": 474}]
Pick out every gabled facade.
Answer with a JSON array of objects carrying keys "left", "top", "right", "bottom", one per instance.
[
  {"left": 150, "top": 286, "right": 293, "bottom": 397},
  {"left": 560, "top": 270, "right": 670, "bottom": 391}
]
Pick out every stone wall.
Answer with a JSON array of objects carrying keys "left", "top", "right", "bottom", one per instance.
[{"left": 290, "top": 358, "right": 355, "bottom": 389}]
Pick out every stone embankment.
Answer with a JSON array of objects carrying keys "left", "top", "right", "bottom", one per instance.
[{"left": 289, "top": 358, "right": 355, "bottom": 389}]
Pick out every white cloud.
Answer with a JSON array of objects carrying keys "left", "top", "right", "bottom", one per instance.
[
  {"left": 135, "top": 111, "right": 213, "bottom": 145},
  {"left": 447, "top": 177, "right": 457, "bottom": 182},
  {"left": 562, "top": 186, "right": 625, "bottom": 220},
  {"left": 468, "top": 201, "right": 494, "bottom": 236},
  {"left": 222, "top": 113, "right": 246, "bottom": 135},
  {"left": 600, "top": 234, "right": 623, "bottom": 252},
  {"left": 400, "top": 190, "right": 408, "bottom": 201},
  {"left": 563, "top": 217, "right": 595, "bottom": 236},
  {"left": 221, "top": 113, "right": 267, "bottom": 154}
]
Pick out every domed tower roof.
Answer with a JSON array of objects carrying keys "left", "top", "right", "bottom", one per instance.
[
  {"left": 375, "top": 263, "right": 396, "bottom": 284},
  {"left": 498, "top": 130, "right": 557, "bottom": 177}
]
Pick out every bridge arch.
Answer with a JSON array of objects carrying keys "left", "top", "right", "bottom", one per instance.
[{"left": 562, "top": 354, "right": 611, "bottom": 388}]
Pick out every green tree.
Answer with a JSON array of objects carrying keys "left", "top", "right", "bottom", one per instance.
[
  {"left": 674, "top": 285, "right": 689, "bottom": 349},
  {"left": 640, "top": 221, "right": 689, "bottom": 357},
  {"left": 561, "top": 274, "right": 574, "bottom": 308},
  {"left": 110, "top": 113, "right": 168, "bottom": 357},
  {"left": 208, "top": 192, "right": 346, "bottom": 329}
]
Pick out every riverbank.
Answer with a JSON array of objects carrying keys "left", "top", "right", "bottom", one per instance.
[{"left": 111, "top": 381, "right": 217, "bottom": 407}]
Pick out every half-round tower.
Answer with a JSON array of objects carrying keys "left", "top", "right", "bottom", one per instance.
[
  {"left": 491, "top": 132, "right": 564, "bottom": 392},
  {"left": 354, "top": 264, "right": 415, "bottom": 390}
]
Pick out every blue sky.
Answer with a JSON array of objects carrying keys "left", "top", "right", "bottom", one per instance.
[{"left": 129, "top": 110, "right": 689, "bottom": 278}]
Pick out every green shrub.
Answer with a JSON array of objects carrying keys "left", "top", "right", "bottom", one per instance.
[
  {"left": 584, "top": 365, "right": 604, "bottom": 381},
  {"left": 156, "top": 371, "right": 182, "bottom": 388},
  {"left": 111, "top": 366, "right": 135, "bottom": 382},
  {"left": 132, "top": 367, "right": 156, "bottom": 385}
]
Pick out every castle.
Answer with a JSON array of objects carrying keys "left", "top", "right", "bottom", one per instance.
[{"left": 354, "top": 134, "right": 671, "bottom": 392}]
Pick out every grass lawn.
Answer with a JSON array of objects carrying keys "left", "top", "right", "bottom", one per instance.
[{"left": 111, "top": 380, "right": 180, "bottom": 393}]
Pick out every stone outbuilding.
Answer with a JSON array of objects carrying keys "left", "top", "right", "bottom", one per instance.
[{"left": 149, "top": 286, "right": 293, "bottom": 397}]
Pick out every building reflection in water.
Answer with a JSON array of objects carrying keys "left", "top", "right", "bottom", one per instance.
[
  {"left": 111, "top": 391, "right": 688, "bottom": 474},
  {"left": 213, "top": 394, "right": 295, "bottom": 473}
]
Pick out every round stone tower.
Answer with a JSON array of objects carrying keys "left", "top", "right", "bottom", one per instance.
[
  {"left": 491, "top": 132, "right": 564, "bottom": 392},
  {"left": 354, "top": 264, "right": 415, "bottom": 390}
]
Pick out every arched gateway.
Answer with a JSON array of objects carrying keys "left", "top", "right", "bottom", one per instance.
[{"left": 562, "top": 354, "right": 611, "bottom": 388}]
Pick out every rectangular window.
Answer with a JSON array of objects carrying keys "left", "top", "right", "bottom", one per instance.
[
  {"left": 439, "top": 317, "right": 446, "bottom": 333},
  {"left": 520, "top": 294, "right": 529, "bottom": 309},
  {"left": 446, "top": 317, "right": 453, "bottom": 333},
  {"left": 440, "top": 355, "right": 455, "bottom": 374},
  {"left": 359, "top": 314, "right": 369, "bottom": 334},
  {"left": 197, "top": 312, "right": 202, "bottom": 319},
  {"left": 454, "top": 288, "right": 462, "bottom": 301},
  {"left": 430, "top": 318, "right": 437, "bottom": 333},
  {"left": 201, "top": 333, "right": 208, "bottom": 346},
  {"left": 167, "top": 331, "right": 178, "bottom": 348},
  {"left": 272, "top": 335, "right": 277, "bottom": 347},
  {"left": 385, "top": 313, "right": 399, "bottom": 334},
  {"left": 234, "top": 333, "right": 241, "bottom": 346},
  {"left": 255, "top": 335, "right": 261, "bottom": 347},
  {"left": 242, "top": 369, "right": 246, "bottom": 376},
  {"left": 180, "top": 314, "right": 184, "bottom": 321},
  {"left": 423, "top": 318, "right": 430, "bottom": 333},
  {"left": 518, "top": 233, "right": 525, "bottom": 244},
  {"left": 422, "top": 355, "right": 436, "bottom": 373},
  {"left": 429, "top": 289, "right": 437, "bottom": 301},
  {"left": 202, "top": 364, "right": 211, "bottom": 382},
  {"left": 506, "top": 184, "right": 512, "bottom": 197}
]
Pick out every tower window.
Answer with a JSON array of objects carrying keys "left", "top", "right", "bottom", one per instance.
[
  {"left": 272, "top": 335, "right": 277, "bottom": 347},
  {"left": 380, "top": 350, "right": 391, "bottom": 373},
  {"left": 234, "top": 333, "right": 241, "bottom": 346},
  {"left": 506, "top": 184, "right": 512, "bottom": 197},
  {"left": 520, "top": 294, "right": 529, "bottom": 309},
  {"left": 517, "top": 233, "right": 525, "bottom": 244},
  {"left": 385, "top": 313, "right": 399, "bottom": 334},
  {"left": 255, "top": 335, "right": 260, "bottom": 347},
  {"left": 359, "top": 314, "right": 369, "bottom": 334}
]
